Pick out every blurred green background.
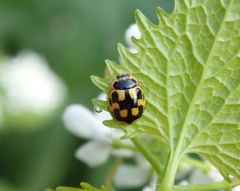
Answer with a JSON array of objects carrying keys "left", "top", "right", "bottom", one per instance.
[{"left": 0, "top": 0, "right": 173, "bottom": 191}]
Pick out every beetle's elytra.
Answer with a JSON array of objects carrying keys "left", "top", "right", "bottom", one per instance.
[{"left": 108, "top": 74, "right": 145, "bottom": 124}]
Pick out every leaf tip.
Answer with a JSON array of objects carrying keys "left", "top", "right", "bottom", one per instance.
[
  {"left": 135, "top": 8, "right": 155, "bottom": 34},
  {"left": 156, "top": 7, "right": 168, "bottom": 23},
  {"left": 135, "top": 9, "right": 143, "bottom": 20},
  {"left": 90, "top": 74, "right": 97, "bottom": 82},
  {"left": 117, "top": 42, "right": 124, "bottom": 51},
  {"left": 105, "top": 59, "right": 115, "bottom": 69},
  {"left": 117, "top": 43, "right": 128, "bottom": 61},
  {"left": 90, "top": 75, "right": 100, "bottom": 87},
  {"left": 91, "top": 97, "right": 96, "bottom": 106},
  {"left": 90, "top": 75, "right": 109, "bottom": 92},
  {"left": 104, "top": 59, "right": 111, "bottom": 64},
  {"left": 117, "top": 43, "right": 129, "bottom": 56}
]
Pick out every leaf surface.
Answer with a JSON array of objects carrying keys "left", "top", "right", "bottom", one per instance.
[
  {"left": 92, "top": 0, "right": 240, "bottom": 182},
  {"left": 47, "top": 183, "right": 108, "bottom": 191}
]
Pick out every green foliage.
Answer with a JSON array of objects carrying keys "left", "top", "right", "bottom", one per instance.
[
  {"left": 92, "top": 0, "right": 240, "bottom": 190},
  {"left": 0, "top": 1, "right": 174, "bottom": 191},
  {"left": 47, "top": 183, "right": 108, "bottom": 191},
  {"left": 78, "top": 183, "right": 108, "bottom": 191}
]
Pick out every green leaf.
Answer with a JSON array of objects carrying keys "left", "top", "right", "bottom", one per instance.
[
  {"left": 92, "top": 0, "right": 240, "bottom": 189},
  {"left": 56, "top": 187, "right": 83, "bottom": 191},
  {"left": 79, "top": 183, "right": 106, "bottom": 191},
  {"left": 46, "top": 187, "right": 83, "bottom": 191},
  {"left": 48, "top": 183, "right": 108, "bottom": 191},
  {"left": 92, "top": 98, "right": 108, "bottom": 112},
  {"left": 90, "top": 75, "right": 110, "bottom": 92}
]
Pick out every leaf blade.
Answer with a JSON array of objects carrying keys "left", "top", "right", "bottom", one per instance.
[{"left": 92, "top": 0, "right": 240, "bottom": 183}]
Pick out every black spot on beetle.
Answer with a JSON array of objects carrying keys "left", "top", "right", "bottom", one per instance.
[
  {"left": 136, "top": 88, "right": 143, "bottom": 99},
  {"left": 118, "top": 89, "right": 136, "bottom": 110},
  {"left": 111, "top": 91, "right": 118, "bottom": 103}
]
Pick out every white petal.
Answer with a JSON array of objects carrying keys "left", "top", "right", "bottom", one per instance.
[
  {"left": 190, "top": 169, "right": 212, "bottom": 184},
  {"left": 135, "top": 154, "right": 151, "bottom": 169},
  {"left": 108, "top": 134, "right": 134, "bottom": 158},
  {"left": 125, "top": 24, "right": 141, "bottom": 48},
  {"left": 94, "top": 92, "right": 109, "bottom": 119},
  {"left": 233, "top": 186, "right": 240, "bottom": 191},
  {"left": 94, "top": 93, "right": 111, "bottom": 121},
  {"left": 62, "top": 104, "right": 101, "bottom": 139},
  {"left": 113, "top": 164, "right": 149, "bottom": 188},
  {"left": 97, "top": 92, "right": 107, "bottom": 100},
  {"left": 128, "top": 47, "right": 138, "bottom": 53},
  {"left": 190, "top": 165, "right": 224, "bottom": 184},
  {"left": 95, "top": 109, "right": 112, "bottom": 121},
  {"left": 142, "top": 186, "right": 154, "bottom": 191},
  {"left": 75, "top": 140, "right": 111, "bottom": 167},
  {"left": 176, "top": 162, "right": 192, "bottom": 180},
  {"left": 178, "top": 181, "right": 189, "bottom": 185},
  {"left": 142, "top": 176, "right": 157, "bottom": 191},
  {"left": 93, "top": 93, "right": 126, "bottom": 141},
  {"left": 111, "top": 148, "right": 134, "bottom": 158},
  {"left": 91, "top": 113, "right": 112, "bottom": 141},
  {"left": 0, "top": 51, "right": 66, "bottom": 115},
  {"left": 90, "top": 92, "right": 113, "bottom": 140},
  {"left": 111, "top": 129, "right": 125, "bottom": 139},
  {"left": 208, "top": 165, "right": 224, "bottom": 182}
]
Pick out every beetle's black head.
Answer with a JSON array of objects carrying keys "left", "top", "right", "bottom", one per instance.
[
  {"left": 116, "top": 74, "right": 130, "bottom": 79},
  {"left": 113, "top": 74, "right": 138, "bottom": 90}
]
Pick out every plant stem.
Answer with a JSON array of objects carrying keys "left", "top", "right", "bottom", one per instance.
[
  {"left": 157, "top": 151, "right": 180, "bottom": 191},
  {"left": 181, "top": 156, "right": 211, "bottom": 173},
  {"left": 232, "top": 181, "right": 240, "bottom": 188},
  {"left": 131, "top": 136, "right": 160, "bottom": 173},
  {"left": 104, "top": 158, "right": 122, "bottom": 191},
  {"left": 112, "top": 140, "right": 137, "bottom": 151},
  {"left": 174, "top": 181, "right": 232, "bottom": 191}
]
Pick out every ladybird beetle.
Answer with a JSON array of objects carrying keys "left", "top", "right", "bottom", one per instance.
[{"left": 108, "top": 74, "right": 145, "bottom": 124}]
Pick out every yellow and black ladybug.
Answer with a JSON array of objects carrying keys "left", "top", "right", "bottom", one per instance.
[{"left": 108, "top": 74, "right": 145, "bottom": 124}]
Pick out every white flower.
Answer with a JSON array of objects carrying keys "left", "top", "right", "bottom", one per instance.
[
  {"left": 142, "top": 176, "right": 157, "bottom": 191},
  {"left": 233, "top": 186, "right": 240, "bottom": 191},
  {"left": 113, "top": 164, "right": 149, "bottom": 189},
  {"left": 62, "top": 93, "right": 133, "bottom": 167},
  {"left": 63, "top": 93, "right": 153, "bottom": 189},
  {"left": 207, "top": 165, "right": 224, "bottom": 182},
  {"left": 176, "top": 160, "right": 193, "bottom": 181},
  {"left": 190, "top": 165, "right": 240, "bottom": 190},
  {"left": 143, "top": 186, "right": 154, "bottom": 191},
  {"left": 190, "top": 165, "right": 224, "bottom": 184},
  {"left": 112, "top": 152, "right": 152, "bottom": 189},
  {"left": 124, "top": 23, "right": 140, "bottom": 52},
  {"left": 0, "top": 50, "right": 66, "bottom": 116}
]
